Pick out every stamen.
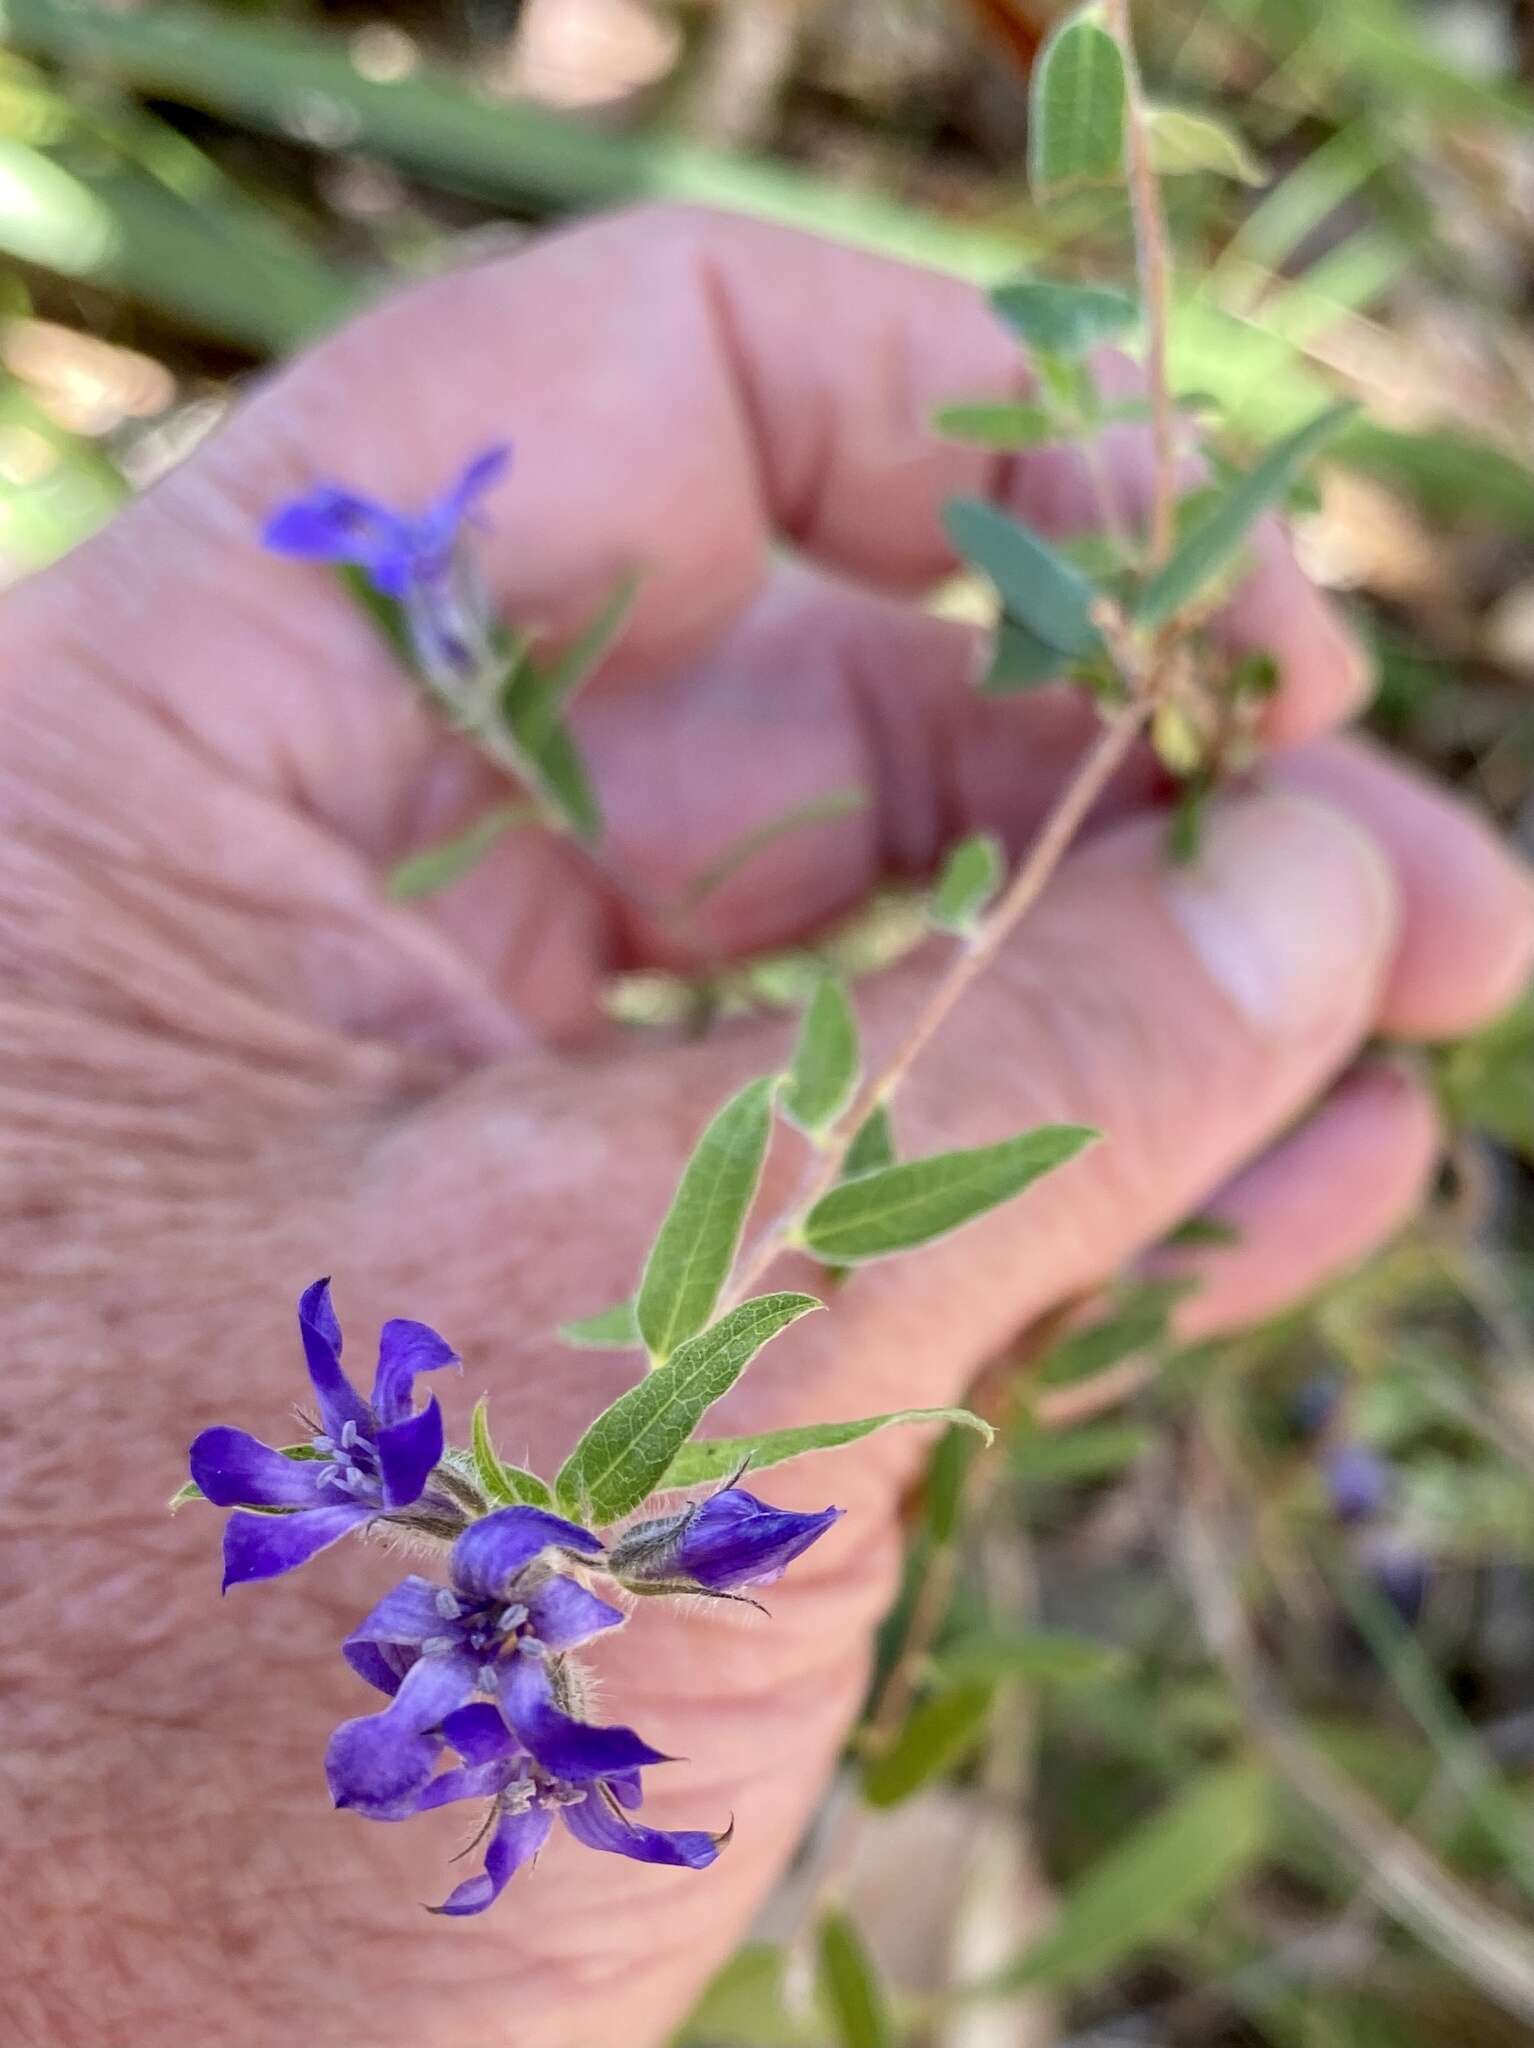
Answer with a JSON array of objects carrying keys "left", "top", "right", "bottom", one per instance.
[{"left": 434, "top": 1589, "right": 462, "bottom": 1620}]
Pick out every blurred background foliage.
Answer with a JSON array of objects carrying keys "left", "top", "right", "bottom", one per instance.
[{"left": 6, "top": 0, "right": 1534, "bottom": 2041}]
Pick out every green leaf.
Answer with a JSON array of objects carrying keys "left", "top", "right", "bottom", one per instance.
[
  {"left": 559, "top": 1300, "right": 642, "bottom": 1351},
  {"left": 555, "top": 1293, "right": 822, "bottom": 1524},
  {"left": 1162, "top": 1213, "right": 1241, "bottom": 1252},
  {"left": 978, "top": 615, "right": 1065, "bottom": 695},
  {"left": 816, "top": 1913, "right": 897, "bottom": 2048},
  {"left": 923, "top": 1422, "right": 979, "bottom": 1542},
  {"left": 672, "top": 789, "right": 870, "bottom": 919},
  {"left": 168, "top": 1441, "right": 321, "bottom": 1511},
  {"left": 974, "top": 1762, "right": 1274, "bottom": 1995},
  {"left": 469, "top": 1397, "right": 553, "bottom": 1508},
  {"left": 1034, "top": 1278, "right": 1194, "bottom": 1389},
  {"left": 1028, "top": 14, "right": 1127, "bottom": 199},
  {"left": 782, "top": 979, "right": 860, "bottom": 1138},
  {"left": 937, "top": 1629, "right": 1128, "bottom": 1689},
  {"left": 932, "top": 400, "right": 1060, "bottom": 448},
  {"left": 387, "top": 803, "right": 535, "bottom": 900},
  {"left": 676, "top": 1944, "right": 817, "bottom": 2048},
  {"left": 497, "top": 668, "right": 604, "bottom": 844},
  {"left": 506, "top": 571, "right": 641, "bottom": 758},
  {"left": 862, "top": 1680, "right": 996, "bottom": 1808},
  {"left": 1147, "top": 104, "right": 1268, "bottom": 186},
  {"left": 802, "top": 1126, "right": 1096, "bottom": 1265},
  {"left": 944, "top": 498, "right": 1102, "bottom": 657},
  {"left": 990, "top": 280, "right": 1139, "bottom": 359},
  {"left": 1135, "top": 403, "right": 1357, "bottom": 627},
  {"left": 930, "top": 833, "right": 1004, "bottom": 935},
  {"left": 658, "top": 1406, "right": 992, "bottom": 1489},
  {"left": 635, "top": 1077, "right": 778, "bottom": 1366},
  {"left": 841, "top": 1104, "right": 896, "bottom": 1180}
]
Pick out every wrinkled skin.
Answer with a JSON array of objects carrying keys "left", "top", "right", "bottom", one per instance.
[{"left": 4, "top": 207, "right": 1532, "bottom": 2048}]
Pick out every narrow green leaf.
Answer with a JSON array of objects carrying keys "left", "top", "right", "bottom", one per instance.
[
  {"left": 1162, "top": 1213, "right": 1241, "bottom": 1251},
  {"left": 841, "top": 1104, "right": 896, "bottom": 1180},
  {"left": 802, "top": 1126, "right": 1096, "bottom": 1265},
  {"left": 817, "top": 1913, "right": 897, "bottom": 2048},
  {"left": 658, "top": 1406, "right": 992, "bottom": 1490},
  {"left": 923, "top": 1422, "right": 978, "bottom": 1542},
  {"left": 677, "top": 1944, "right": 814, "bottom": 2048},
  {"left": 930, "top": 833, "right": 1004, "bottom": 934},
  {"left": 672, "top": 790, "right": 869, "bottom": 918},
  {"left": 515, "top": 570, "right": 641, "bottom": 754},
  {"left": 469, "top": 1397, "right": 553, "bottom": 1508},
  {"left": 1135, "top": 403, "right": 1357, "bottom": 627},
  {"left": 556, "top": 1293, "right": 822, "bottom": 1524},
  {"left": 635, "top": 1076, "right": 778, "bottom": 1366},
  {"left": 944, "top": 498, "right": 1102, "bottom": 656},
  {"left": 1035, "top": 1278, "right": 1194, "bottom": 1389},
  {"left": 932, "top": 400, "right": 1060, "bottom": 448},
  {"left": 559, "top": 1300, "right": 642, "bottom": 1351},
  {"left": 782, "top": 979, "right": 860, "bottom": 1138},
  {"left": 1011, "top": 1419, "right": 1151, "bottom": 1483},
  {"left": 508, "top": 705, "right": 603, "bottom": 844},
  {"left": 1147, "top": 104, "right": 1267, "bottom": 187},
  {"left": 387, "top": 802, "right": 534, "bottom": 900},
  {"left": 862, "top": 1680, "right": 996, "bottom": 1808},
  {"left": 990, "top": 280, "right": 1139, "bottom": 358},
  {"left": 1028, "top": 15, "right": 1127, "bottom": 199},
  {"left": 937, "top": 1629, "right": 1128, "bottom": 1689},
  {"left": 978, "top": 614, "right": 1065, "bottom": 695},
  {"left": 974, "top": 1762, "right": 1274, "bottom": 1995}
]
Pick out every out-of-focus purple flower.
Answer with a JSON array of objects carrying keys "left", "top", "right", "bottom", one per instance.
[
  {"left": 1370, "top": 1545, "right": 1430, "bottom": 1626},
  {"left": 1290, "top": 1374, "right": 1342, "bottom": 1440},
  {"left": 188, "top": 1278, "right": 460, "bottom": 1590},
  {"left": 323, "top": 1503, "right": 724, "bottom": 1913},
  {"left": 1323, "top": 1442, "right": 1391, "bottom": 1525},
  {"left": 262, "top": 445, "right": 511, "bottom": 689},
  {"left": 609, "top": 1487, "right": 843, "bottom": 1596}
]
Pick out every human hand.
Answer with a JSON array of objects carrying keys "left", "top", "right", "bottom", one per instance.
[{"left": 5, "top": 205, "right": 1531, "bottom": 2048}]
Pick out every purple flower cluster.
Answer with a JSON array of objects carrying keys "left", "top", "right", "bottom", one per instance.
[{"left": 188, "top": 1282, "right": 841, "bottom": 1916}]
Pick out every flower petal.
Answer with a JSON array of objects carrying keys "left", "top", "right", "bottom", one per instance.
[
  {"left": 189, "top": 1427, "right": 326, "bottom": 1509},
  {"left": 375, "top": 1398, "right": 445, "bottom": 1511},
  {"left": 296, "top": 1278, "right": 370, "bottom": 1443},
  {"left": 344, "top": 1641, "right": 411, "bottom": 1698},
  {"left": 345, "top": 1575, "right": 449, "bottom": 1653},
  {"left": 414, "top": 1757, "right": 520, "bottom": 1815},
  {"left": 674, "top": 1492, "right": 843, "bottom": 1592},
  {"left": 262, "top": 487, "right": 411, "bottom": 573},
  {"left": 326, "top": 1652, "right": 478, "bottom": 1820},
  {"left": 221, "top": 1501, "right": 373, "bottom": 1591},
  {"left": 441, "top": 1701, "right": 520, "bottom": 1767},
  {"left": 524, "top": 1575, "right": 626, "bottom": 1652},
  {"left": 560, "top": 1788, "right": 721, "bottom": 1869},
  {"left": 370, "top": 1318, "right": 461, "bottom": 1429},
  {"left": 451, "top": 1506, "right": 601, "bottom": 1603},
  {"left": 499, "top": 1648, "right": 669, "bottom": 1781},
  {"left": 429, "top": 1802, "right": 551, "bottom": 1917},
  {"left": 433, "top": 442, "right": 514, "bottom": 532}
]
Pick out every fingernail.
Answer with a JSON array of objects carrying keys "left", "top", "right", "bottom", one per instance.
[{"left": 1168, "top": 791, "right": 1397, "bottom": 1036}]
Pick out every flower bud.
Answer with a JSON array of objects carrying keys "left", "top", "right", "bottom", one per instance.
[{"left": 607, "top": 1488, "right": 843, "bottom": 1595}]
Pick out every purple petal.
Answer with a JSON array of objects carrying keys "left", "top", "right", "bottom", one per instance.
[
  {"left": 326, "top": 1651, "right": 478, "bottom": 1820},
  {"left": 345, "top": 1575, "right": 448, "bottom": 1654},
  {"left": 560, "top": 1787, "right": 721, "bottom": 1869},
  {"left": 344, "top": 1642, "right": 412, "bottom": 1698},
  {"left": 675, "top": 1492, "right": 843, "bottom": 1592},
  {"left": 262, "top": 486, "right": 411, "bottom": 571},
  {"left": 189, "top": 1427, "right": 326, "bottom": 1509},
  {"left": 499, "top": 1647, "right": 669, "bottom": 1781},
  {"left": 370, "top": 1318, "right": 461, "bottom": 1428},
  {"left": 429, "top": 1802, "right": 551, "bottom": 1917},
  {"left": 220, "top": 1501, "right": 373, "bottom": 1591},
  {"left": 296, "top": 1278, "right": 370, "bottom": 1443},
  {"left": 434, "top": 443, "right": 513, "bottom": 529},
  {"left": 375, "top": 1398, "right": 445, "bottom": 1510},
  {"left": 525, "top": 1575, "right": 626, "bottom": 1652},
  {"left": 441, "top": 1701, "right": 520, "bottom": 1767},
  {"left": 414, "top": 1757, "right": 520, "bottom": 1814},
  {"left": 606, "top": 1769, "right": 644, "bottom": 1811},
  {"left": 451, "top": 1506, "right": 601, "bottom": 1603}
]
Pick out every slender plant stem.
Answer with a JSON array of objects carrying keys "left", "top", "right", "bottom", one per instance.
[
  {"left": 1105, "top": 0, "right": 1178, "bottom": 568},
  {"left": 729, "top": 695, "right": 1152, "bottom": 1305}
]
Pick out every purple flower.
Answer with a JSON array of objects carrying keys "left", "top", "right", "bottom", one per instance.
[
  {"left": 1323, "top": 1442, "right": 1391, "bottom": 1525},
  {"left": 324, "top": 1503, "right": 724, "bottom": 1913},
  {"left": 188, "top": 1278, "right": 460, "bottom": 1590},
  {"left": 608, "top": 1486, "right": 843, "bottom": 1596},
  {"left": 263, "top": 444, "right": 511, "bottom": 688}
]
